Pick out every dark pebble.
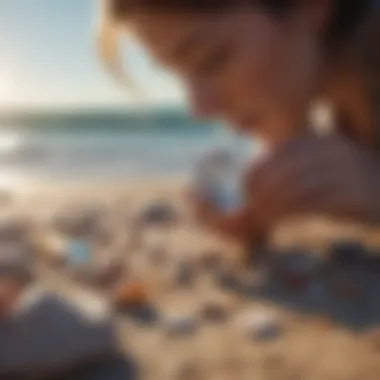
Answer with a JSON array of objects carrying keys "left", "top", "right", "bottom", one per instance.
[
  {"left": 0, "top": 246, "right": 35, "bottom": 284},
  {"left": 198, "top": 251, "right": 222, "bottom": 272},
  {"left": 251, "top": 324, "right": 282, "bottom": 342},
  {"left": 173, "top": 260, "right": 196, "bottom": 288},
  {"left": 212, "top": 267, "right": 241, "bottom": 293},
  {"left": 200, "top": 303, "right": 230, "bottom": 323},
  {"left": 329, "top": 241, "right": 366, "bottom": 267},
  {"left": 328, "top": 276, "right": 364, "bottom": 301},
  {"left": 138, "top": 201, "right": 179, "bottom": 227},
  {"left": 239, "top": 272, "right": 267, "bottom": 297},
  {"left": 118, "top": 304, "right": 159, "bottom": 326},
  {"left": 91, "top": 261, "right": 126, "bottom": 290},
  {"left": 275, "top": 252, "right": 319, "bottom": 292},
  {"left": 244, "top": 314, "right": 282, "bottom": 342},
  {"left": 52, "top": 204, "right": 104, "bottom": 238},
  {"left": 93, "top": 226, "right": 114, "bottom": 247},
  {"left": 364, "top": 255, "right": 380, "bottom": 273}
]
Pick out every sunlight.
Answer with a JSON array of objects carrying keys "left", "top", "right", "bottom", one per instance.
[{"left": 0, "top": 70, "right": 14, "bottom": 102}]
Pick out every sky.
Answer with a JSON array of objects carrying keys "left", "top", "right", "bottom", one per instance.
[{"left": 0, "top": 0, "right": 184, "bottom": 111}]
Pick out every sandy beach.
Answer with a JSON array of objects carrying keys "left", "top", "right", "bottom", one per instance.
[{"left": 3, "top": 179, "right": 380, "bottom": 380}]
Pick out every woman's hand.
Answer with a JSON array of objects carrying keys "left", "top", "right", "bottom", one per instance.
[
  {"left": 188, "top": 183, "right": 266, "bottom": 246},
  {"left": 188, "top": 135, "right": 380, "bottom": 244},
  {"left": 244, "top": 135, "right": 380, "bottom": 234}
]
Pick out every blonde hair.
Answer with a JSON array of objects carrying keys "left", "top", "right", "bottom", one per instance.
[{"left": 96, "top": 0, "right": 145, "bottom": 99}]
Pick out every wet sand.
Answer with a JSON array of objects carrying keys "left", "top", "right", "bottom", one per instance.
[{"left": 6, "top": 180, "right": 380, "bottom": 380}]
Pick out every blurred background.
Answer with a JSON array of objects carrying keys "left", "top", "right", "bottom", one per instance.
[{"left": 0, "top": 0, "right": 233, "bottom": 187}]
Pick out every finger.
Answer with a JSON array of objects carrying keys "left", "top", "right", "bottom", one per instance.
[
  {"left": 247, "top": 135, "right": 323, "bottom": 186},
  {"left": 247, "top": 138, "right": 340, "bottom": 204},
  {"left": 248, "top": 151, "right": 343, "bottom": 227},
  {"left": 256, "top": 171, "right": 346, "bottom": 229}
]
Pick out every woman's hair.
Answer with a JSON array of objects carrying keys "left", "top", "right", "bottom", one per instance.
[
  {"left": 107, "top": 0, "right": 371, "bottom": 43},
  {"left": 97, "top": 0, "right": 371, "bottom": 90}
]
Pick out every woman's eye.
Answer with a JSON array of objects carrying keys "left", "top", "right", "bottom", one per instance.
[{"left": 194, "top": 45, "right": 234, "bottom": 75}]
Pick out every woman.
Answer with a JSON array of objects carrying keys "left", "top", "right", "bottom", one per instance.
[{"left": 99, "top": 0, "right": 380, "bottom": 245}]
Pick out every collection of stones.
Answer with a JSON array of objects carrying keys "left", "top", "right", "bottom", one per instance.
[{"left": 0, "top": 198, "right": 379, "bottom": 337}]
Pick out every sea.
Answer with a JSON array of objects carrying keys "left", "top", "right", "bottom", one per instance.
[{"left": 0, "top": 108, "right": 258, "bottom": 186}]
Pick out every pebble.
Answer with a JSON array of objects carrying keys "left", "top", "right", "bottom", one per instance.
[
  {"left": 0, "top": 246, "right": 34, "bottom": 284},
  {"left": 172, "top": 259, "right": 196, "bottom": 288},
  {"left": 66, "top": 239, "right": 92, "bottom": 270},
  {"left": 198, "top": 250, "right": 223, "bottom": 272},
  {"left": 212, "top": 266, "right": 240, "bottom": 293},
  {"left": 238, "top": 309, "right": 282, "bottom": 342},
  {"left": 92, "top": 224, "right": 114, "bottom": 247},
  {"left": 119, "top": 304, "right": 159, "bottom": 326},
  {"left": 110, "top": 280, "right": 149, "bottom": 309},
  {"left": 90, "top": 259, "right": 126, "bottom": 290},
  {"left": 239, "top": 268, "right": 268, "bottom": 297},
  {"left": 328, "top": 275, "right": 363, "bottom": 301},
  {"left": 52, "top": 203, "right": 104, "bottom": 238},
  {"left": 163, "top": 314, "right": 199, "bottom": 337},
  {"left": 364, "top": 255, "right": 380, "bottom": 273},
  {"left": 138, "top": 201, "right": 179, "bottom": 227},
  {"left": 275, "top": 252, "right": 319, "bottom": 292},
  {"left": 329, "top": 241, "right": 365, "bottom": 267},
  {"left": 200, "top": 302, "right": 230, "bottom": 323}
]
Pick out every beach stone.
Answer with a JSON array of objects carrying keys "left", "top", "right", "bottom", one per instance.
[
  {"left": 328, "top": 274, "right": 364, "bottom": 301},
  {"left": 200, "top": 302, "right": 230, "bottom": 323},
  {"left": 0, "top": 246, "right": 34, "bottom": 284},
  {"left": 65, "top": 239, "right": 92, "bottom": 270},
  {"left": 239, "top": 268, "right": 268, "bottom": 297},
  {"left": 238, "top": 309, "right": 282, "bottom": 342},
  {"left": 0, "top": 288, "right": 124, "bottom": 379},
  {"left": 329, "top": 241, "right": 365, "bottom": 267},
  {"left": 275, "top": 252, "right": 319, "bottom": 292},
  {"left": 172, "top": 258, "right": 196, "bottom": 288},
  {"left": 90, "top": 259, "right": 126, "bottom": 290},
  {"left": 110, "top": 280, "right": 149, "bottom": 309},
  {"left": 138, "top": 201, "right": 179, "bottom": 226},
  {"left": 93, "top": 223, "right": 114, "bottom": 247},
  {"left": 52, "top": 203, "right": 104, "bottom": 238},
  {"left": 119, "top": 304, "right": 159, "bottom": 326},
  {"left": 198, "top": 250, "right": 223, "bottom": 272},
  {"left": 212, "top": 266, "right": 240, "bottom": 293},
  {"left": 163, "top": 314, "right": 199, "bottom": 337},
  {"left": 364, "top": 255, "right": 380, "bottom": 273}
]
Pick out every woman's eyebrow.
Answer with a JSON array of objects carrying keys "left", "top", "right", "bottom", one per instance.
[{"left": 171, "top": 31, "right": 206, "bottom": 60}]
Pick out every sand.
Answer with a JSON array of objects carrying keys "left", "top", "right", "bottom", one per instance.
[{"left": 3, "top": 179, "right": 380, "bottom": 380}]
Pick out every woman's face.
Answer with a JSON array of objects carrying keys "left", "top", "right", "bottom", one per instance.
[{"left": 127, "top": 7, "right": 324, "bottom": 146}]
